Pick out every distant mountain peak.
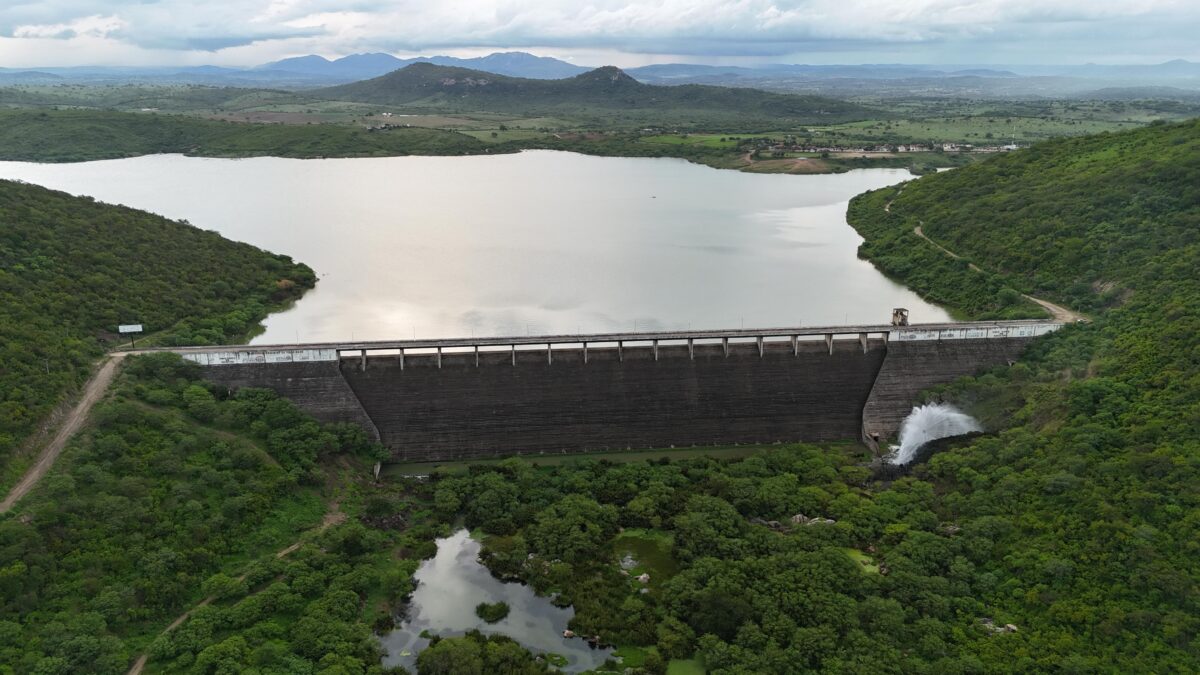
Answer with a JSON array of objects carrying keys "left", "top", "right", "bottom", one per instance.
[{"left": 575, "top": 66, "right": 639, "bottom": 84}]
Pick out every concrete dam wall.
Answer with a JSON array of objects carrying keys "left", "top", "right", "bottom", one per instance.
[
  {"left": 176, "top": 321, "right": 1061, "bottom": 462},
  {"left": 341, "top": 340, "right": 885, "bottom": 461}
]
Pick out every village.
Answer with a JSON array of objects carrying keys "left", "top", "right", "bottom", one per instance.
[{"left": 737, "top": 134, "right": 1023, "bottom": 157}]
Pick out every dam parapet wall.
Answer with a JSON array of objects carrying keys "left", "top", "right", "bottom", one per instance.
[{"left": 167, "top": 321, "right": 1061, "bottom": 462}]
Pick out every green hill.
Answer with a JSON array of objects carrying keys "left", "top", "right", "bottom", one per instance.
[
  {"left": 844, "top": 119, "right": 1200, "bottom": 669},
  {"left": 0, "top": 180, "right": 314, "bottom": 486},
  {"left": 0, "top": 109, "right": 485, "bottom": 163},
  {"left": 851, "top": 118, "right": 1200, "bottom": 314},
  {"left": 314, "top": 63, "right": 874, "bottom": 126}
]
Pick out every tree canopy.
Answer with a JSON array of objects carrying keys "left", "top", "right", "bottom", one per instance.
[{"left": 0, "top": 179, "right": 313, "bottom": 482}]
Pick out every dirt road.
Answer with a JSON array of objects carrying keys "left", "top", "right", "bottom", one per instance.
[
  {"left": 914, "top": 225, "right": 982, "bottom": 271},
  {"left": 126, "top": 505, "right": 346, "bottom": 675},
  {"left": 911, "top": 225, "right": 1087, "bottom": 323},
  {"left": 0, "top": 354, "right": 126, "bottom": 514},
  {"left": 1019, "top": 295, "right": 1087, "bottom": 323}
]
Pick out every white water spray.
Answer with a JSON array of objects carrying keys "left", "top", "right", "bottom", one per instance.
[{"left": 888, "top": 403, "right": 982, "bottom": 465}]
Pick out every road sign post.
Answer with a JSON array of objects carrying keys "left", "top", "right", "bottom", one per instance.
[{"left": 118, "top": 324, "right": 143, "bottom": 348}]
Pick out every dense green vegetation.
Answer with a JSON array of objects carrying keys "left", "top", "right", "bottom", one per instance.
[
  {"left": 840, "top": 118, "right": 1200, "bottom": 670},
  {"left": 0, "top": 109, "right": 486, "bottom": 162},
  {"left": 0, "top": 179, "right": 314, "bottom": 486},
  {"left": 853, "top": 118, "right": 1200, "bottom": 313},
  {"left": 435, "top": 447, "right": 1004, "bottom": 672},
  {"left": 0, "top": 84, "right": 285, "bottom": 114},
  {"left": 474, "top": 601, "right": 510, "bottom": 623},
  {"left": 417, "top": 631, "right": 549, "bottom": 674},
  {"left": 0, "top": 354, "right": 405, "bottom": 673},
  {"left": 847, "top": 190, "right": 1046, "bottom": 319}
]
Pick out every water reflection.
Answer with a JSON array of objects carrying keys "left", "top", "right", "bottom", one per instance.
[
  {"left": 379, "top": 530, "right": 613, "bottom": 672},
  {"left": 0, "top": 152, "right": 952, "bottom": 344}
]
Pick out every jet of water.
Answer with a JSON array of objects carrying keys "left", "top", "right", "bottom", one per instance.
[{"left": 889, "top": 403, "right": 982, "bottom": 465}]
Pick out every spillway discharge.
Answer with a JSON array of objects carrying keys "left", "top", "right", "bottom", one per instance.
[{"left": 888, "top": 403, "right": 982, "bottom": 465}]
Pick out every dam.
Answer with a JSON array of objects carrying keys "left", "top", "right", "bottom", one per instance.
[{"left": 158, "top": 320, "right": 1062, "bottom": 461}]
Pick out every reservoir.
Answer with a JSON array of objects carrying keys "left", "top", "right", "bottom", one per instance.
[{"left": 0, "top": 152, "right": 950, "bottom": 342}]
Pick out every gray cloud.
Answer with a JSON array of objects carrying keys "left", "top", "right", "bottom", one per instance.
[{"left": 0, "top": 0, "right": 1197, "bottom": 66}]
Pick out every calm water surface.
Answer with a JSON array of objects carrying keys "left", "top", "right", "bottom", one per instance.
[
  {"left": 0, "top": 152, "right": 950, "bottom": 342},
  {"left": 379, "top": 529, "right": 613, "bottom": 672}
]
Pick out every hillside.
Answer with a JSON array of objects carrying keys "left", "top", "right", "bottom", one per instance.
[
  {"left": 0, "top": 109, "right": 485, "bottom": 162},
  {"left": 314, "top": 63, "right": 874, "bottom": 126},
  {"left": 850, "top": 118, "right": 1200, "bottom": 314},
  {"left": 842, "top": 119, "right": 1200, "bottom": 669},
  {"left": 0, "top": 354, "right": 399, "bottom": 673},
  {"left": 0, "top": 180, "right": 314, "bottom": 487}
]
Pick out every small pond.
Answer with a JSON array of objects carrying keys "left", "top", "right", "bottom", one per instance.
[
  {"left": 379, "top": 529, "right": 614, "bottom": 672},
  {"left": 613, "top": 530, "right": 678, "bottom": 589}
]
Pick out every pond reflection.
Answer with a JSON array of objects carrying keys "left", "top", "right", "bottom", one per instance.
[{"left": 379, "top": 529, "right": 613, "bottom": 672}]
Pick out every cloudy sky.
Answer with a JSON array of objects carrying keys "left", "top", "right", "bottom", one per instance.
[{"left": 1, "top": 0, "right": 1197, "bottom": 68}]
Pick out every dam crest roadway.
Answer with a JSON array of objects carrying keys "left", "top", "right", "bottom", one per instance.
[{"left": 152, "top": 320, "right": 1062, "bottom": 365}]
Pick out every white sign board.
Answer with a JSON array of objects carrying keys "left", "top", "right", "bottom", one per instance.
[
  {"left": 118, "top": 324, "right": 144, "bottom": 334},
  {"left": 180, "top": 348, "right": 338, "bottom": 366},
  {"left": 890, "top": 323, "right": 1062, "bottom": 342}
]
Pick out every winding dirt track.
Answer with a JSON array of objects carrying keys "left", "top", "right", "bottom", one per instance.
[
  {"left": 0, "top": 354, "right": 126, "bottom": 514},
  {"left": 890, "top": 193, "right": 1086, "bottom": 324},
  {"left": 911, "top": 225, "right": 1087, "bottom": 322},
  {"left": 125, "top": 506, "right": 346, "bottom": 675}
]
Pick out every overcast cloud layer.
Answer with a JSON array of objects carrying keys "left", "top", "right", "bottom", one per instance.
[{"left": 1, "top": 0, "right": 1197, "bottom": 67}]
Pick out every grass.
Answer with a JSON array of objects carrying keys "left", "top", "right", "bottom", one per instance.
[
  {"left": 804, "top": 100, "right": 1166, "bottom": 147},
  {"left": 668, "top": 658, "right": 706, "bottom": 675},
  {"left": 613, "top": 529, "right": 679, "bottom": 586},
  {"left": 640, "top": 133, "right": 766, "bottom": 148},
  {"left": 843, "top": 547, "right": 881, "bottom": 575},
  {"left": 383, "top": 445, "right": 770, "bottom": 476},
  {"left": 614, "top": 645, "right": 653, "bottom": 667},
  {"left": 461, "top": 128, "right": 550, "bottom": 143}
]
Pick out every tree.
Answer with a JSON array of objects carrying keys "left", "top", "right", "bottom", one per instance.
[
  {"left": 201, "top": 572, "right": 247, "bottom": 600},
  {"left": 417, "top": 637, "right": 484, "bottom": 675},
  {"left": 525, "top": 495, "right": 618, "bottom": 565},
  {"left": 182, "top": 384, "right": 218, "bottom": 422},
  {"left": 193, "top": 635, "right": 249, "bottom": 674}
]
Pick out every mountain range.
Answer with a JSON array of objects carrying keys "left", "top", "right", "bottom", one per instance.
[
  {"left": 1, "top": 52, "right": 1198, "bottom": 99},
  {"left": 262, "top": 51, "right": 588, "bottom": 80},
  {"left": 312, "top": 63, "right": 873, "bottom": 125}
]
